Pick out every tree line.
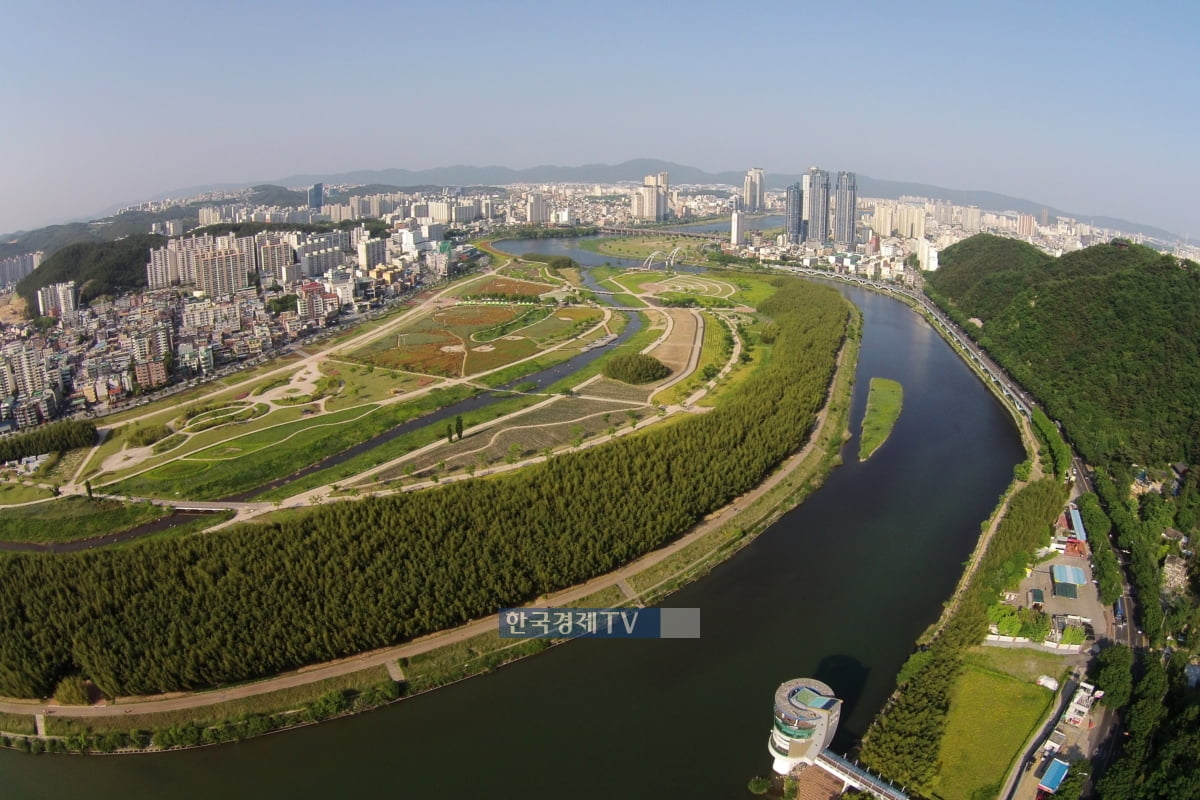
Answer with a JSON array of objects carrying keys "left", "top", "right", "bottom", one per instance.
[
  {"left": 0, "top": 419, "right": 96, "bottom": 463},
  {"left": 0, "top": 278, "right": 849, "bottom": 699}
]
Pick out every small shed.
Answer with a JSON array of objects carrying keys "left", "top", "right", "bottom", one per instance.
[
  {"left": 1030, "top": 588, "right": 1046, "bottom": 607},
  {"left": 1051, "top": 565, "right": 1087, "bottom": 599}
]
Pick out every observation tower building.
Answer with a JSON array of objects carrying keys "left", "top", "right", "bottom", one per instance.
[{"left": 768, "top": 677, "right": 842, "bottom": 774}]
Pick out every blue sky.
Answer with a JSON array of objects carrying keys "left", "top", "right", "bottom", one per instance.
[{"left": 3, "top": 0, "right": 1197, "bottom": 236}]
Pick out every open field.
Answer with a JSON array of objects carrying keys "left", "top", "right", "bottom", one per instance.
[
  {"left": 0, "top": 497, "right": 169, "bottom": 544},
  {"left": 114, "top": 388, "right": 494, "bottom": 501},
  {"left": 110, "top": 405, "right": 384, "bottom": 498},
  {"left": 0, "top": 482, "right": 56, "bottom": 504},
  {"left": 580, "top": 377, "right": 658, "bottom": 403},
  {"left": 460, "top": 275, "right": 557, "bottom": 297},
  {"left": 320, "top": 360, "right": 431, "bottom": 411},
  {"left": 647, "top": 308, "right": 700, "bottom": 375},
  {"left": 348, "top": 303, "right": 562, "bottom": 377},
  {"left": 932, "top": 664, "right": 1055, "bottom": 800},
  {"left": 248, "top": 385, "right": 483, "bottom": 500},
  {"left": 654, "top": 312, "right": 733, "bottom": 406},
  {"left": 371, "top": 395, "right": 650, "bottom": 484},
  {"left": 962, "top": 646, "right": 1071, "bottom": 683}
]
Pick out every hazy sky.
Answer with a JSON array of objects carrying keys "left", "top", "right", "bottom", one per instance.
[{"left": 3, "top": 0, "right": 1197, "bottom": 236}]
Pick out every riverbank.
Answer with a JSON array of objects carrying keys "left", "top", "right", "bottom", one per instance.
[{"left": 0, "top": 281, "right": 860, "bottom": 756}]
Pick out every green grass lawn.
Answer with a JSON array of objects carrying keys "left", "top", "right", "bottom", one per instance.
[
  {"left": 321, "top": 361, "right": 429, "bottom": 411},
  {"left": 932, "top": 664, "right": 1054, "bottom": 800},
  {"left": 0, "top": 497, "right": 170, "bottom": 544},
  {"left": 859, "top": 377, "right": 903, "bottom": 460},
  {"left": 962, "top": 645, "right": 1071, "bottom": 683},
  {"left": 0, "top": 482, "right": 55, "bottom": 504}
]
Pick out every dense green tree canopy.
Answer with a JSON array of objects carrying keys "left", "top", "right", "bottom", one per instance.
[
  {"left": 602, "top": 353, "right": 670, "bottom": 384},
  {"left": 0, "top": 420, "right": 96, "bottom": 462},
  {"left": 927, "top": 234, "right": 1200, "bottom": 466}
]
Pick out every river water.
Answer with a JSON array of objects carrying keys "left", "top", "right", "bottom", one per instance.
[{"left": 0, "top": 248, "right": 1024, "bottom": 799}]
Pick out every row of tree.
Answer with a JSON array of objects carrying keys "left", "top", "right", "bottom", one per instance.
[
  {"left": 0, "top": 419, "right": 96, "bottom": 463},
  {"left": 0, "top": 278, "right": 849, "bottom": 699}
]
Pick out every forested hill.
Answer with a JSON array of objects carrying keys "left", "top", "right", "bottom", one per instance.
[
  {"left": 16, "top": 234, "right": 163, "bottom": 313},
  {"left": 926, "top": 234, "right": 1200, "bottom": 466}
]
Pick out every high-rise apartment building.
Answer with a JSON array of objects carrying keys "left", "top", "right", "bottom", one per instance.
[
  {"left": 731, "top": 210, "right": 745, "bottom": 245},
  {"left": 872, "top": 203, "right": 895, "bottom": 238},
  {"left": 784, "top": 183, "right": 804, "bottom": 244},
  {"left": 631, "top": 173, "right": 669, "bottom": 222},
  {"left": 833, "top": 171, "right": 857, "bottom": 249},
  {"left": 36, "top": 281, "right": 77, "bottom": 317},
  {"left": 743, "top": 168, "right": 765, "bottom": 213},
  {"left": 308, "top": 183, "right": 324, "bottom": 211},
  {"left": 196, "top": 248, "right": 254, "bottom": 297},
  {"left": 805, "top": 168, "right": 830, "bottom": 243},
  {"left": 526, "top": 193, "right": 550, "bottom": 224}
]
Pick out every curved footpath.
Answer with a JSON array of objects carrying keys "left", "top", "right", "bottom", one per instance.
[{"left": 0, "top": 310, "right": 851, "bottom": 721}]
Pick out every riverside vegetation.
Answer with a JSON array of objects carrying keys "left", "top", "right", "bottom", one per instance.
[
  {"left": 921, "top": 233, "right": 1200, "bottom": 798},
  {"left": 857, "top": 377, "right": 902, "bottom": 460},
  {"left": 0, "top": 277, "right": 849, "bottom": 701}
]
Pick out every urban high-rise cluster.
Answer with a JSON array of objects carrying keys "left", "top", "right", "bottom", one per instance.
[{"left": 0, "top": 251, "right": 43, "bottom": 288}]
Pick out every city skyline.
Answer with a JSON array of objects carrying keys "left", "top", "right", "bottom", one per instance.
[{"left": 2, "top": 0, "right": 1197, "bottom": 237}]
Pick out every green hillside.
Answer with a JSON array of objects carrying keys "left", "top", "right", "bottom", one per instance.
[
  {"left": 247, "top": 184, "right": 307, "bottom": 207},
  {"left": 927, "top": 234, "right": 1200, "bottom": 466},
  {"left": 16, "top": 234, "right": 164, "bottom": 312}
]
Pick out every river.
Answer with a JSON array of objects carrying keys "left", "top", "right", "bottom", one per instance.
[{"left": 0, "top": 250, "right": 1024, "bottom": 799}]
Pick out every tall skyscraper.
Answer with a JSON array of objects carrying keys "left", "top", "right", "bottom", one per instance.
[
  {"left": 308, "top": 183, "right": 324, "bottom": 211},
  {"left": 784, "top": 183, "right": 803, "bottom": 244},
  {"left": 833, "top": 171, "right": 857, "bottom": 249},
  {"left": 743, "top": 168, "right": 765, "bottom": 213},
  {"left": 805, "top": 167, "right": 830, "bottom": 243}
]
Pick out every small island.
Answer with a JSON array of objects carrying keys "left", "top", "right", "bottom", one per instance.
[{"left": 858, "top": 378, "right": 903, "bottom": 460}]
